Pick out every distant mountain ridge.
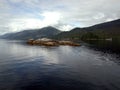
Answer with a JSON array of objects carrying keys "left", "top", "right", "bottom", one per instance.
[
  {"left": 54, "top": 19, "right": 120, "bottom": 40},
  {"left": 0, "top": 26, "right": 61, "bottom": 40},
  {"left": 0, "top": 19, "right": 120, "bottom": 40}
]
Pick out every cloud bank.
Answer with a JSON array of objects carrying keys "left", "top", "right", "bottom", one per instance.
[{"left": 0, "top": 0, "right": 120, "bottom": 34}]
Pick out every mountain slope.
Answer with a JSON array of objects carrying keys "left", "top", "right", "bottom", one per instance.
[
  {"left": 1, "top": 19, "right": 120, "bottom": 40},
  {"left": 0, "top": 26, "right": 61, "bottom": 40},
  {"left": 86, "top": 19, "right": 120, "bottom": 39},
  {"left": 54, "top": 19, "right": 120, "bottom": 40}
]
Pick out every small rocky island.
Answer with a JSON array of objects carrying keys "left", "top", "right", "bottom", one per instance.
[{"left": 27, "top": 38, "right": 80, "bottom": 46}]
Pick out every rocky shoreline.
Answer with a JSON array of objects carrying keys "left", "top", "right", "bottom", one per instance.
[{"left": 27, "top": 38, "right": 80, "bottom": 46}]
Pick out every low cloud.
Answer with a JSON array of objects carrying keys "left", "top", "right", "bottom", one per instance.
[{"left": 0, "top": 0, "right": 120, "bottom": 34}]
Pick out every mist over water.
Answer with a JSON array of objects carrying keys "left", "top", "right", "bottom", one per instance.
[{"left": 0, "top": 39, "right": 120, "bottom": 90}]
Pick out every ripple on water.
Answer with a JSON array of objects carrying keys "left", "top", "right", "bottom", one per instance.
[{"left": 0, "top": 40, "right": 120, "bottom": 90}]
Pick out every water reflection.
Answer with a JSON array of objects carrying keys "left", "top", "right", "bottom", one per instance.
[
  {"left": 85, "top": 40, "right": 120, "bottom": 54},
  {"left": 0, "top": 39, "right": 120, "bottom": 90}
]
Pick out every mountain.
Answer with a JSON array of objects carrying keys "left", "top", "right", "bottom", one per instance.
[
  {"left": 1, "top": 19, "right": 120, "bottom": 40},
  {"left": 0, "top": 26, "right": 61, "bottom": 40},
  {"left": 54, "top": 19, "right": 120, "bottom": 40}
]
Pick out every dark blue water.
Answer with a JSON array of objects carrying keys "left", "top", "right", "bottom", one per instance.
[{"left": 0, "top": 39, "right": 120, "bottom": 90}]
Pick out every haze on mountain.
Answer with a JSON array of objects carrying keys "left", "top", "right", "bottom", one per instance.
[
  {"left": 0, "top": 0, "right": 120, "bottom": 35},
  {"left": 54, "top": 19, "right": 120, "bottom": 40},
  {"left": 0, "top": 26, "right": 61, "bottom": 40},
  {"left": 1, "top": 19, "right": 120, "bottom": 40}
]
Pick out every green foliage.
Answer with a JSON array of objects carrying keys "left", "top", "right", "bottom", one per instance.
[{"left": 81, "top": 32, "right": 99, "bottom": 40}]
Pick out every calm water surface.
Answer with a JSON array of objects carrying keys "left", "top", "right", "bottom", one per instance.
[{"left": 0, "top": 39, "right": 120, "bottom": 90}]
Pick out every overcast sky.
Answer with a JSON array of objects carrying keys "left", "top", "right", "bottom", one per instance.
[{"left": 0, "top": 0, "right": 120, "bottom": 34}]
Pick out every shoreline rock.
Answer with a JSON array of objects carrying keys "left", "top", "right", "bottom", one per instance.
[{"left": 27, "top": 38, "right": 80, "bottom": 46}]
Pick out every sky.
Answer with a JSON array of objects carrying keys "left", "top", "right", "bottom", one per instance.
[{"left": 0, "top": 0, "right": 120, "bottom": 34}]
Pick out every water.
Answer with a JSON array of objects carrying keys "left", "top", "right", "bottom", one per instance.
[
  {"left": 0, "top": 39, "right": 120, "bottom": 90},
  {"left": 85, "top": 40, "right": 120, "bottom": 54}
]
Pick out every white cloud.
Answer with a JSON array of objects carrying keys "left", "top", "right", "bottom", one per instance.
[
  {"left": 8, "top": 0, "right": 23, "bottom": 3},
  {"left": 5, "top": 11, "right": 62, "bottom": 32},
  {"left": 41, "top": 11, "right": 62, "bottom": 26},
  {"left": 0, "top": 0, "right": 120, "bottom": 34},
  {"left": 58, "top": 25, "right": 74, "bottom": 31},
  {"left": 93, "top": 13, "right": 105, "bottom": 20}
]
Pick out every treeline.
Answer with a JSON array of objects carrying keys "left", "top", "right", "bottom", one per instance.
[
  {"left": 52, "top": 19, "right": 120, "bottom": 41},
  {"left": 52, "top": 30, "right": 120, "bottom": 41}
]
